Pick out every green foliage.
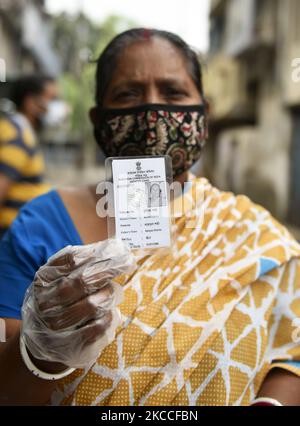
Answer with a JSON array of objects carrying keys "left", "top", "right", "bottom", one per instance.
[{"left": 51, "top": 13, "right": 137, "bottom": 142}]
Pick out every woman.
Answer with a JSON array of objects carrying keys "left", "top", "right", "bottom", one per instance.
[
  {"left": 0, "top": 28, "right": 300, "bottom": 406},
  {"left": 148, "top": 183, "right": 162, "bottom": 207}
]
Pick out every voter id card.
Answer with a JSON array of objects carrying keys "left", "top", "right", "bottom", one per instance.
[{"left": 105, "top": 156, "right": 173, "bottom": 251}]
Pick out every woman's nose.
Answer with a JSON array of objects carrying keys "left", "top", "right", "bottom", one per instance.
[{"left": 143, "top": 86, "right": 166, "bottom": 104}]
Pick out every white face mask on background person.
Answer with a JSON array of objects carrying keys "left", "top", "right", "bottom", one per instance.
[{"left": 42, "top": 99, "right": 70, "bottom": 127}]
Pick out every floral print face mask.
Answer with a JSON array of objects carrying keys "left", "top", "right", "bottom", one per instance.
[{"left": 94, "top": 104, "right": 208, "bottom": 177}]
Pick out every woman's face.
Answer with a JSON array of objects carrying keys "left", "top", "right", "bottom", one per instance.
[{"left": 102, "top": 37, "right": 202, "bottom": 108}]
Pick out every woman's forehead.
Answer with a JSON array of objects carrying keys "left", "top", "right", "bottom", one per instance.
[{"left": 110, "top": 37, "right": 191, "bottom": 83}]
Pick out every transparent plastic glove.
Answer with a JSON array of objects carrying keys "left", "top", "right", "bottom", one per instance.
[{"left": 21, "top": 238, "right": 136, "bottom": 369}]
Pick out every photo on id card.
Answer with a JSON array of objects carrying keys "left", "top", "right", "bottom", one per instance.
[{"left": 105, "top": 155, "right": 174, "bottom": 254}]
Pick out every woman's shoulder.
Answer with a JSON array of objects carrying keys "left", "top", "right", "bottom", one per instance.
[
  {"left": 55, "top": 185, "right": 97, "bottom": 213},
  {"left": 3, "top": 187, "right": 84, "bottom": 262},
  {"left": 15, "top": 187, "right": 68, "bottom": 226},
  {"left": 196, "top": 176, "right": 300, "bottom": 256},
  {"left": 18, "top": 185, "right": 92, "bottom": 219}
]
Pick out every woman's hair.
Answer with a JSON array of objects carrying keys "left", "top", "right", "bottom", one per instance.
[{"left": 95, "top": 28, "right": 204, "bottom": 106}]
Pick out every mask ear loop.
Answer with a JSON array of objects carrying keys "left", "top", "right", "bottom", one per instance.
[{"left": 202, "top": 97, "right": 210, "bottom": 143}]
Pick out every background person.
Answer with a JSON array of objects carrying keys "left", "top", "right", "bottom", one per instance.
[{"left": 0, "top": 75, "right": 58, "bottom": 237}]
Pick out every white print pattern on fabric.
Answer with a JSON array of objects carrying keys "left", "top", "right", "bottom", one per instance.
[{"left": 50, "top": 177, "right": 300, "bottom": 406}]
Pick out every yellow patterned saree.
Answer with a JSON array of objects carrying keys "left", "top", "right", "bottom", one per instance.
[{"left": 52, "top": 176, "right": 300, "bottom": 406}]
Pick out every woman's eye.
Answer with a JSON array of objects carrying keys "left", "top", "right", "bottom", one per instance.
[
  {"left": 114, "top": 91, "right": 138, "bottom": 100},
  {"left": 164, "top": 88, "right": 187, "bottom": 98}
]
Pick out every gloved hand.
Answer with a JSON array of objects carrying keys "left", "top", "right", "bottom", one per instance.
[{"left": 20, "top": 238, "right": 136, "bottom": 369}]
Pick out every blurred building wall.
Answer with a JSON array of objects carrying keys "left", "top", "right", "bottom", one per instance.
[
  {"left": 205, "top": 0, "right": 300, "bottom": 228},
  {"left": 0, "top": 0, "right": 60, "bottom": 82}
]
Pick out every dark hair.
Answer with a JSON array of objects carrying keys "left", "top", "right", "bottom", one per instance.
[
  {"left": 11, "top": 75, "right": 55, "bottom": 110},
  {"left": 95, "top": 28, "right": 205, "bottom": 106}
]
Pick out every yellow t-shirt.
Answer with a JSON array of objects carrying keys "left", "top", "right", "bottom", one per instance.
[{"left": 0, "top": 113, "right": 50, "bottom": 230}]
